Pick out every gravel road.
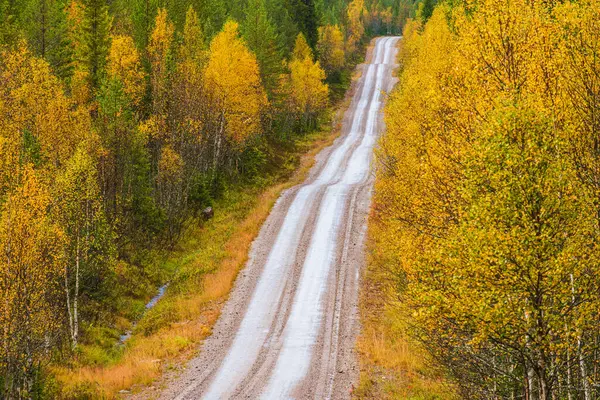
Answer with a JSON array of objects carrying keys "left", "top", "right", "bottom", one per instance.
[{"left": 155, "top": 36, "right": 400, "bottom": 400}]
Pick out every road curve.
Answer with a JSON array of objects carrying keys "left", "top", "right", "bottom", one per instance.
[{"left": 160, "top": 36, "right": 400, "bottom": 400}]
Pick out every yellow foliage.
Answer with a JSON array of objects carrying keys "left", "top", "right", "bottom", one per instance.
[
  {"left": 376, "top": 2, "right": 600, "bottom": 397},
  {"left": 346, "top": 0, "right": 366, "bottom": 55},
  {"left": 0, "top": 167, "right": 65, "bottom": 392},
  {"left": 204, "top": 21, "right": 267, "bottom": 143},
  {"left": 292, "top": 33, "right": 313, "bottom": 61},
  {"left": 179, "top": 6, "right": 206, "bottom": 65},
  {"left": 107, "top": 34, "right": 145, "bottom": 105},
  {"left": 158, "top": 145, "right": 184, "bottom": 185},
  {"left": 148, "top": 8, "right": 174, "bottom": 116},
  {"left": 317, "top": 25, "right": 345, "bottom": 76},
  {"left": 174, "top": 5, "right": 206, "bottom": 138},
  {"left": 279, "top": 34, "right": 329, "bottom": 128},
  {"left": 0, "top": 44, "right": 90, "bottom": 188},
  {"left": 148, "top": 9, "right": 174, "bottom": 66},
  {"left": 53, "top": 120, "right": 338, "bottom": 399}
]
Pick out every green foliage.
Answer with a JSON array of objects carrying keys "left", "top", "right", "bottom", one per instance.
[
  {"left": 188, "top": 173, "right": 213, "bottom": 210},
  {"left": 190, "top": 0, "right": 227, "bottom": 39},
  {"left": 22, "top": 0, "right": 73, "bottom": 79},
  {"left": 239, "top": 139, "right": 269, "bottom": 184},
  {"left": 21, "top": 129, "right": 42, "bottom": 167},
  {"left": 80, "top": 0, "right": 111, "bottom": 92},
  {"left": 286, "top": 0, "right": 319, "bottom": 48},
  {"left": 0, "top": 0, "right": 20, "bottom": 47},
  {"left": 417, "top": 0, "right": 435, "bottom": 22},
  {"left": 242, "top": 0, "right": 283, "bottom": 97}
]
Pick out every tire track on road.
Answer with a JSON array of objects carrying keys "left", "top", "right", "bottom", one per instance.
[{"left": 163, "top": 36, "right": 400, "bottom": 400}]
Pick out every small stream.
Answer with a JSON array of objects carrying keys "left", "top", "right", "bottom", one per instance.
[{"left": 119, "top": 283, "right": 169, "bottom": 344}]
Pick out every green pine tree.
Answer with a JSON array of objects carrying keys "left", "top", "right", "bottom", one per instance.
[
  {"left": 22, "top": 0, "right": 73, "bottom": 80},
  {"left": 80, "top": 0, "right": 111, "bottom": 92},
  {"left": 0, "top": 0, "right": 19, "bottom": 47},
  {"left": 286, "top": 0, "right": 318, "bottom": 48},
  {"left": 190, "top": 0, "right": 227, "bottom": 39},
  {"left": 242, "top": 0, "right": 282, "bottom": 97}
]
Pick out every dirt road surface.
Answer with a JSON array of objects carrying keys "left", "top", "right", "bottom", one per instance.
[{"left": 156, "top": 36, "right": 400, "bottom": 400}]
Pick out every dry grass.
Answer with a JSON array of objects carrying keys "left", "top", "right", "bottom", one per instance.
[
  {"left": 353, "top": 226, "right": 457, "bottom": 400},
  {"left": 53, "top": 128, "right": 339, "bottom": 399},
  {"left": 355, "top": 288, "right": 456, "bottom": 398}
]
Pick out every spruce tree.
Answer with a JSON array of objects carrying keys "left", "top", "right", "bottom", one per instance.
[
  {"left": 190, "top": 0, "right": 227, "bottom": 39},
  {"left": 286, "top": 0, "right": 318, "bottom": 48},
  {"left": 130, "top": 0, "right": 157, "bottom": 50},
  {"left": 266, "top": 0, "right": 298, "bottom": 57},
  {"left": 80, "top": 0, "right": 111, "bottom": 92},
  {"left": 0, "top": 0, "right": 19, "bottom": 47},
  {"left": 242, "top": 0, "right": 282, "bottom": 97},
  {"left": 23, "top": 0, "right": 73, "bottom": 80}
]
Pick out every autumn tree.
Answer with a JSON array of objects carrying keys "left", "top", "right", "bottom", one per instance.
[
  {"left": 173, "top": 5, "right": 207, "bottom": 155},
  {"left": 0, "top": 167, "right": 65, "bottom": 398},
  {"left": 346, "top": 0, "right": 365, "bottom": 56},
  {"left": 0, "top": 44, "right": 88, "bottom": 187},
  {"left": 148, "top": 8, "right": 173, "bottom": 119},
  {"left": 279, "top": 34, "right": 328, "bottom": 131},
  {"left": 100, "top": 32, "right": 160, "bottom": 240},
  {"left": 204, "top": 20, "right": 267, "bottom": 171},
  {"left": 106, "top": 34, "right": 145, "bottom": 107},
  {"left": 0, "top": 0, "right": 387, "bottom": 396},
  {"left": 292, "top": 32, "right": 313, "bottom": 61},
  {"left": 55, "top": 145, "right": 114, "bottom": 349},
  {"left": 166, "top": 5, "right": 211, "bottom": 229},
  {"left": 375, "top": 3, "right": 600, "bottom": 398},
  {"left": 316, "top": 24, "right": 345, "bottom": 78}
]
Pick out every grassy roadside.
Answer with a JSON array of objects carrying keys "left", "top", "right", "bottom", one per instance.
[
  {"left": 52, "top": 68, "right": 361, "bottom": 398},
  {"left": 353, "top": 226, "right": 457, "bottom": 400}
]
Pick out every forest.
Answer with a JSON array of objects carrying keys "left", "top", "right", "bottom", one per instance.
[
  {"left": 372, "top": 0, "right": 600, "bottom": 399},
  {"left": 0, "top": 0, "right": 414, "bottom": 397}
]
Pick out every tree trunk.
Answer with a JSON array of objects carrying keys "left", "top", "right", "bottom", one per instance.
[
  {"left": 73, "top": 234, "right": 80, "bottom": 348},
  {"left": 571, "top": 274, "right": 591, "bottom": 400},
  {"left": 213, "top": 110, "right": 225, "bottom": 178},
  {"left": 65, "top": 267, "right": 73, "bottom": 346},
  {"left": 578, "top": 336, "right": 590, "bottom": 400}
]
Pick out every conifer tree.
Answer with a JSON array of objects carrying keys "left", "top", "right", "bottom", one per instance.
[
  {"left": 130, "top": 0, "right": 157, "bottom": 50},
  {"left": 286, "top": 0, "right": 318, "bottom": 48},
  {"left": 80, "top": 0, "right": 111, "bottom": 94},
  {"left": 242, "top": 0, "right": 283, "bottom": 97},
  {"left": 22, "top": 0, "right": 72, "bottom": 79},
  {"left": 265, "top": 0, "right": 298, "bottom": 57},
  {"left": 190, "top": 0, "right": 227, "bottom": 39},
  {"left": 0, "top": 0, "right": 19, "bottom": 47}
]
